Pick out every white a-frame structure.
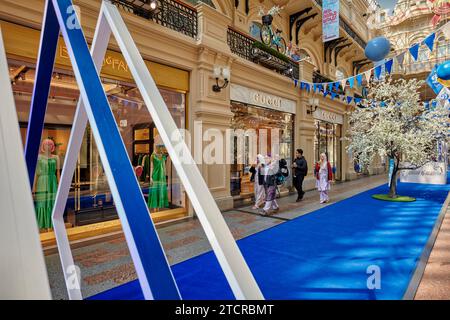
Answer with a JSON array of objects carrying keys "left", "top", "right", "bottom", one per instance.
[
  {"left": 0, "top": 25, "right": 51, "bottom": 299},
  {"left": 44, "top": 0, "right": 263, "bottom": 300}
]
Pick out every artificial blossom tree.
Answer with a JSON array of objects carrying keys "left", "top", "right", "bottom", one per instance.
[{"left": 347, "top": 78, "right": 448, "bottom": 198}]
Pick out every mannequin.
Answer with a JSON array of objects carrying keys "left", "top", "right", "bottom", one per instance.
[
  {"left": 148, "top": 144, "right": 169, "bottom": 211},
  {"left": 34, "top": 138, "right": 60, "bottom": 232}
]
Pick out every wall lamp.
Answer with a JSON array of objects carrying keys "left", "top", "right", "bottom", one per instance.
[
  {"left": 307, "top": 97, "right": 319, "bottom": 115},
  {"left": 212, "top": 65, "right": 231, "bottom": 92},
  {"left": 149, "top": 0, "right": 157, "bottom": 10}
]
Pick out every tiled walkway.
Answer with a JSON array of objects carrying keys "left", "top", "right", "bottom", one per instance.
[
  {"left": 415, "top": 202, "right": 450, "bottom": 300},
  {"left": 45, "top": 174, "right": 391, "bottom": 300}
]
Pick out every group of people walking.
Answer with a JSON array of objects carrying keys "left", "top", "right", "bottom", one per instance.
[
  {"left": 250, "top": 154, "right": 281, "bottom": 215},
  {"left": 250, "top": 149, "right": 333, "bottom": 215}
]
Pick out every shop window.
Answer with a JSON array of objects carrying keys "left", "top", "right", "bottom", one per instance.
[
  {"left": 314, "top": 120, "right": 342, "bottom": 181},
  {"left": 10, "top": 62, "right": 187, "bottom": 234},
  {"left": 230, "top": 102, "right": 294, "bottom": 197}
]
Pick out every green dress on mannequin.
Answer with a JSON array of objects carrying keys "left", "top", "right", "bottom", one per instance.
[
  {"left": 148, "top": 153, "right": 169, "bottom": 209},
  {"left": 35, "top": 155, "right": 58, "bottom": 229}
]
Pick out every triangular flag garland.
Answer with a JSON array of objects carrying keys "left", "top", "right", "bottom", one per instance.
[
  {"left": 423, "top": 33, "right": 436, "bottom": 52},
  {"left": 364, "top": 70, "right": 372, "bottom": 83},
  {"left": 385, "top": 59, "right": 393, "bottom": 74},
  {"left": 290, "top": 21, "right": 449, "bottom": 102},
  {"left": 290, "top": 21, "right": 450, "bottom": 108},
  {"left": 409, "top": 43, "right": 420, "bottom": 61},
  {"left": 348, "top": 77, "right": 355, "bottom": 88},
  {"left": 356, "top": 74, "right": 363, "bottom": 87},
  {"left": 374, "top": 65, "right": 382, "bottom": 80}
]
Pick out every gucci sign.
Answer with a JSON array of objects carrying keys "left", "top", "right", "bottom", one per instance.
[
  {"left": 230, "top": 84, "right": 296, "bottom": 114},
  {"left": 313, "top": 108, "right": 343, "bottom": 124},
  {"left": 252, "top": 93, "right": 282, "bottom": 108}
]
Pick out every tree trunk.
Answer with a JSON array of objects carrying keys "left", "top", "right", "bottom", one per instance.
[{"left": 389, "top": 157, "right": 399, "bottom": 198}]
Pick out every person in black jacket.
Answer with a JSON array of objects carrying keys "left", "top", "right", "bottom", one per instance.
[{"left": 292, "top": 149, "right": 308, "bottom": 202}]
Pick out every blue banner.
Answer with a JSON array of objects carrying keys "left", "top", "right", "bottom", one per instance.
[
  {"left": 323, "top": 0, "right": 340, "bottom": 42},
  {"left": 427, "top": 64, "right": 444, "bottom": 95}
]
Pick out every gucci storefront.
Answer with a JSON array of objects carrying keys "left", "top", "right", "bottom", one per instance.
[
  {"left": 229, "top": 84, "right": 296, "bottom": 199},
  {"left": 313, "top": 108, "right": 344, "bottom": 181}
]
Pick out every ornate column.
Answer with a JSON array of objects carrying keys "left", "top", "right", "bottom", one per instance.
[
  {"left": 192, "top": 4, "right": 234, "bottom": 210},
  {"left": 297, "top": 60, "right": 317, "bottom": 190}
]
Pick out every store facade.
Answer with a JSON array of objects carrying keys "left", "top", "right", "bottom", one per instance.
[
  {"left": 0, "top": 0, "right": 200, "bottom": 246},
  {"left": 0, "top": 0, "right": 375, "bottom": 247},
  {"left": 229, "top": 84, "right": 296, "bottom": 199},
  {"left": 313, "top": 108, "right": 344, "bottom": 181}
]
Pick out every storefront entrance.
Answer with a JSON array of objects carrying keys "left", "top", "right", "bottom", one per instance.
[
  {"left": 229, "top": 102, "right": 294, "bottom": 198},
  {"left": 314, "top": 108, "right": 343, "bottom": 181}
]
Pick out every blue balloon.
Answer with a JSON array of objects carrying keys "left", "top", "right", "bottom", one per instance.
[
  {"left": 437, "top": 60, "right": 450, "bottom": 81},
  {"left": 365, "top": 37, "right": 391, "bottom": 62}
]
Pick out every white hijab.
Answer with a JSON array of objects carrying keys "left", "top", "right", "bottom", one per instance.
[
  {"left": 320, "top": 153, "right": 328, "bottom": 170},
  {"left": 257, "top": 154, "right": 265, "bottom": 165}
]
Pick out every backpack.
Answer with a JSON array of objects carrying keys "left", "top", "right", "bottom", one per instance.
[
  {"left": 275, "top": 159, "right": 289, "bottom": 185},
  {"left": 275, "top": 172, "right": 286, "bottom": 185}
]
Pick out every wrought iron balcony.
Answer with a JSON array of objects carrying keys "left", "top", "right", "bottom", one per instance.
[
  {"left": 109, "top": 0, "right": 198, "bottom": 39},
  {"left": 227, "top": 27, "right": 299, "bottom": 80}
]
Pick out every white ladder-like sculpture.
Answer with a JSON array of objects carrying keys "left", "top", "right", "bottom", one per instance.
[
  {"left": 34, "top": 0, "right": 264, "bottom": 300},
  {"left": 0, "top": 25, "right": 51, "bottom": 300}
]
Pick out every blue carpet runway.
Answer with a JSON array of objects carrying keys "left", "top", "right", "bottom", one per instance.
[{"left": 90, "top": 178, "right": 450, "bottom": 300}]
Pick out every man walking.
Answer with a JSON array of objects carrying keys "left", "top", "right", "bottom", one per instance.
[{"left": 292, "top": 149, "right": 308, "bottom": 202}]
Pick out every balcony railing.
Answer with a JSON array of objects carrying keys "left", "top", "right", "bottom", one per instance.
[
  {"left": 110, "top": 0, "right": 198, "bottom": 39},
  {"left": 227, "top": 27, "right": 300, "bottom": 80}
]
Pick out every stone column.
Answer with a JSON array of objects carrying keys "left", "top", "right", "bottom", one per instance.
[
  {"left": 342, "top": 112, "right": 358, "bottom": 181},
  {"left": 191, "top": 4, "right": 234, "bottom": 210},
  {"left": 297, "top": 60, "right": 317, "bottom": 190}
]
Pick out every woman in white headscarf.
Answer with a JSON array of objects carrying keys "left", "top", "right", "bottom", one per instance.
[
  {"left": 315, "top": 153, "right": 332, "bottom": 204},
  {"left": 251, "top": 154, "right": 266, "bottom": 209},
  {"left": 261, "top": 155, "right": 280, "bottom": 215}
]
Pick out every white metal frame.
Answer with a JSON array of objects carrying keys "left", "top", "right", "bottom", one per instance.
[
  {"left": 0, "top": 25, "right": 52, "bottom": 300},
  {"left": 53, "top": 1, "right": 263, "bottom": 300}
]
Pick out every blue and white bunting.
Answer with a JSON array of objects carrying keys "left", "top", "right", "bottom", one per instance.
[
  {"left": 375, "top": 65, "right": 382, "bottom": 79},
  {"left": 409, "top": 43, "right": 420, "bottom": 61},
  {"left": 348, "top": 77, "right": 355, "bottom": 88},
  {"left": 423, "top": 33, "right": 436, "bottom": 52},
  {"left": 385, "top": 59, "right": 393, "bottom": 74},
  {"left": 356, "top": 74, "right": 363, "bottom": 87}
]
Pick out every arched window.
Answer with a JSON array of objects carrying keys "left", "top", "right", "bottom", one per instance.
[
  {"left": 418, "top": 47, "right": 428, "bottom": 62},
  {"left": 335, "top": 67, "right": 346, "bottom": 80},
  {"left": 437, "top": 35, "right": 450, "bottom": 60},
  {"left": 297, "top": 49, "right": 313, "bottom": 63}
]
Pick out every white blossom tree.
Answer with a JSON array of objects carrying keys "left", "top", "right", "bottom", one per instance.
[{"left": 347, "top": 78, "right": 448, "bottom": 198}]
